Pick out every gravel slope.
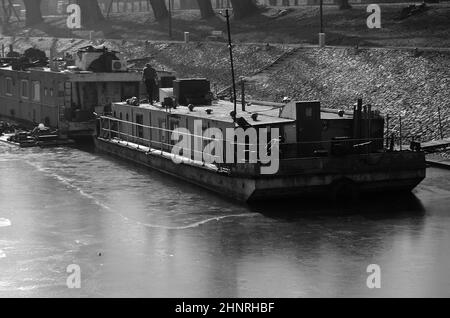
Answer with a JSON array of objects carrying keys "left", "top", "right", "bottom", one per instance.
[{"left": 245, "top": 47, "right": 450, "bottom": 142}]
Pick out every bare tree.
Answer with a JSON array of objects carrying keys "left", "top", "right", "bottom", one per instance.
[
  {"left": 76, "top": 0, "right": 105, "bottom": 26},
  {"left": 1, "top": 0, "right": 9, "bottom": 25},
  {"left": 23, "top": 0, "right": 43, "bottom": 26},
  {"left": 149, "top": 0, "right": 168, "bottom": 21},
  {"left": 230, "top": 0, "right": 258, "bottom": 19},
  {"left": 1, "top": 0, "right": 22, "bottom": 25},
  {"left": 338, "top": 0, "right": 352, "bottom": 10},
  {"left": 196, "top": 0, "right": 215, "bottom": 19}
]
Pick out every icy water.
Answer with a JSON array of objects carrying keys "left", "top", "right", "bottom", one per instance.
[{"left": 1, "top": 142, "right": 450, "bottom": 298}]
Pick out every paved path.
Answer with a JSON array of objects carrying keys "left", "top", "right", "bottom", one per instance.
[
  {"left": 422, "top": 138, "right": 450, "bottom": 151},
  {"left": 426, "top": 158, "right": 450, "bottom": 170}
]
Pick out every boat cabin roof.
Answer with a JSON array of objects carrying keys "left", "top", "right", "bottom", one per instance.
[
  {"left": 0, "top": 65, "right": 142, "bottom": 82},
  {"left": 114, "top": 99, "right": 353, "bottom": 127},
  {"left": 114, "top": 100, "right": 293, "bottom": 126}
]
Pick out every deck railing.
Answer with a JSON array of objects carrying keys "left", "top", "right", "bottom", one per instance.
[{"left": 97, "top": 115, "right": 423, "bottom": 167}]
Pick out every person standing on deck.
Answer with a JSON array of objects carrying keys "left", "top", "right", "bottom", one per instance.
[{"left": 143, "top": 63, "right": 158, "bottom": 105}]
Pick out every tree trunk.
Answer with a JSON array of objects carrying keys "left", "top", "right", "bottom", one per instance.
[
  {"left": 230, "top": 0, "right": 258, "bottom": 19},
  {"left": 1, "top": 0, "right": 9, "bottom": 25},
  {"left": 196, "top": 0, "right": 215, "bottom": 19},
  {"left": 23, "top": 0, "right": 43, "bottom": 26},
  {"left": 76, "top": 0, "right": 105, "bottom": 26},
  {"left": 149, "top": 0, "right": 168, "bottom": 21},
  {"left": 338, "top": 0, "right": 352, "bottom": 10}
]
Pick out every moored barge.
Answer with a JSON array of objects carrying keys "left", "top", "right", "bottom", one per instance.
[{"left": 95, "top": 79, "right": 426, "bottom": 202}]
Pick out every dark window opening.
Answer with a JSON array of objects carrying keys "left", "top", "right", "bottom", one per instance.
[{"left": 136, "top": 114, "right": 144, "bottom": 139}]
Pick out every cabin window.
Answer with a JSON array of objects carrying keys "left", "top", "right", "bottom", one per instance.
[
  {"left": 305, "top": 106, "right": 312, "bottom": 118},
  {"left": 119, "top": 112, "right": 123, "bottom": 120},
  {"left": 50, "top": 88, "right": 54, "bottom": 97},
  {"left": 159, "top": 119, "right": 166, "bottom": 144},
  {"left": 44, "top": 88, "right": 48, "bottom": 96},
  {"left": 58, "top": 83, "right": 64, "bottom": 97},
  {"left": 136, "top": 114, "right": 144, "bottom": 139},
  {"left": 149, "top": 113, "right": 153, "bottom": 142},
  {"left": 21, "top": 80, "right": 29, "bottom": 99},
  {"left": 5, "top": 77, "right": 13, "bottom": 96},
  {"left": 31, "top": 81, "right": 41, "bottom": 102},
  {"left": 170, "top": 119, "right": 179, "bottom": 145}
]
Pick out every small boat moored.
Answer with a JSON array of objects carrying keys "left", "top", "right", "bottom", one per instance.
[{"left": 0, "top": 123, "right": 75, "bottom": 148}]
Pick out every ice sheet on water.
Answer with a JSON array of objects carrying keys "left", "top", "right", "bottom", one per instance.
[{"left": 0, "top": 218, "right": 11, "bottom": 227}]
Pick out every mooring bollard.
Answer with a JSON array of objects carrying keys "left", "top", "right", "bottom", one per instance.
[
  {"left": 184, "top": 32, "right": 190, "bottom": 43},
  {"left": 319, "top": 33, "right": 326, "bottom": 48}
]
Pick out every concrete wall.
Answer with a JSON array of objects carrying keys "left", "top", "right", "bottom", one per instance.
[
  {"left": 257, "top": 0, "right": 415, "bottom": 5},
  {"left": 92, "top": 0, "right": 414, "bottom": 14},
  {"left": 16, "top": 0, "right": 432, "bottom": 17}
]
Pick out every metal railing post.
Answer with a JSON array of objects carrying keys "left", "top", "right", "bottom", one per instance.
[
  {"left": 385, "top": 114, "right": 390, "bottom": 149},
  {"left": 399, "top": 115, "right": 402, "bottom": 151},
  {"left": 108, "top": 118, "right": 111, "bottom": 140},
  {"left": 126, "top": 121, "right": 129, "bottom": 146},
  {"left": 99, "top": 117, "right": 103, "bottom": 138}
]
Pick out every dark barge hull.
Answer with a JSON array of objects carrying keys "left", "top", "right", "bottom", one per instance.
[{"left": 95, "top": 137, "right": 426, "bottom": 202}]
